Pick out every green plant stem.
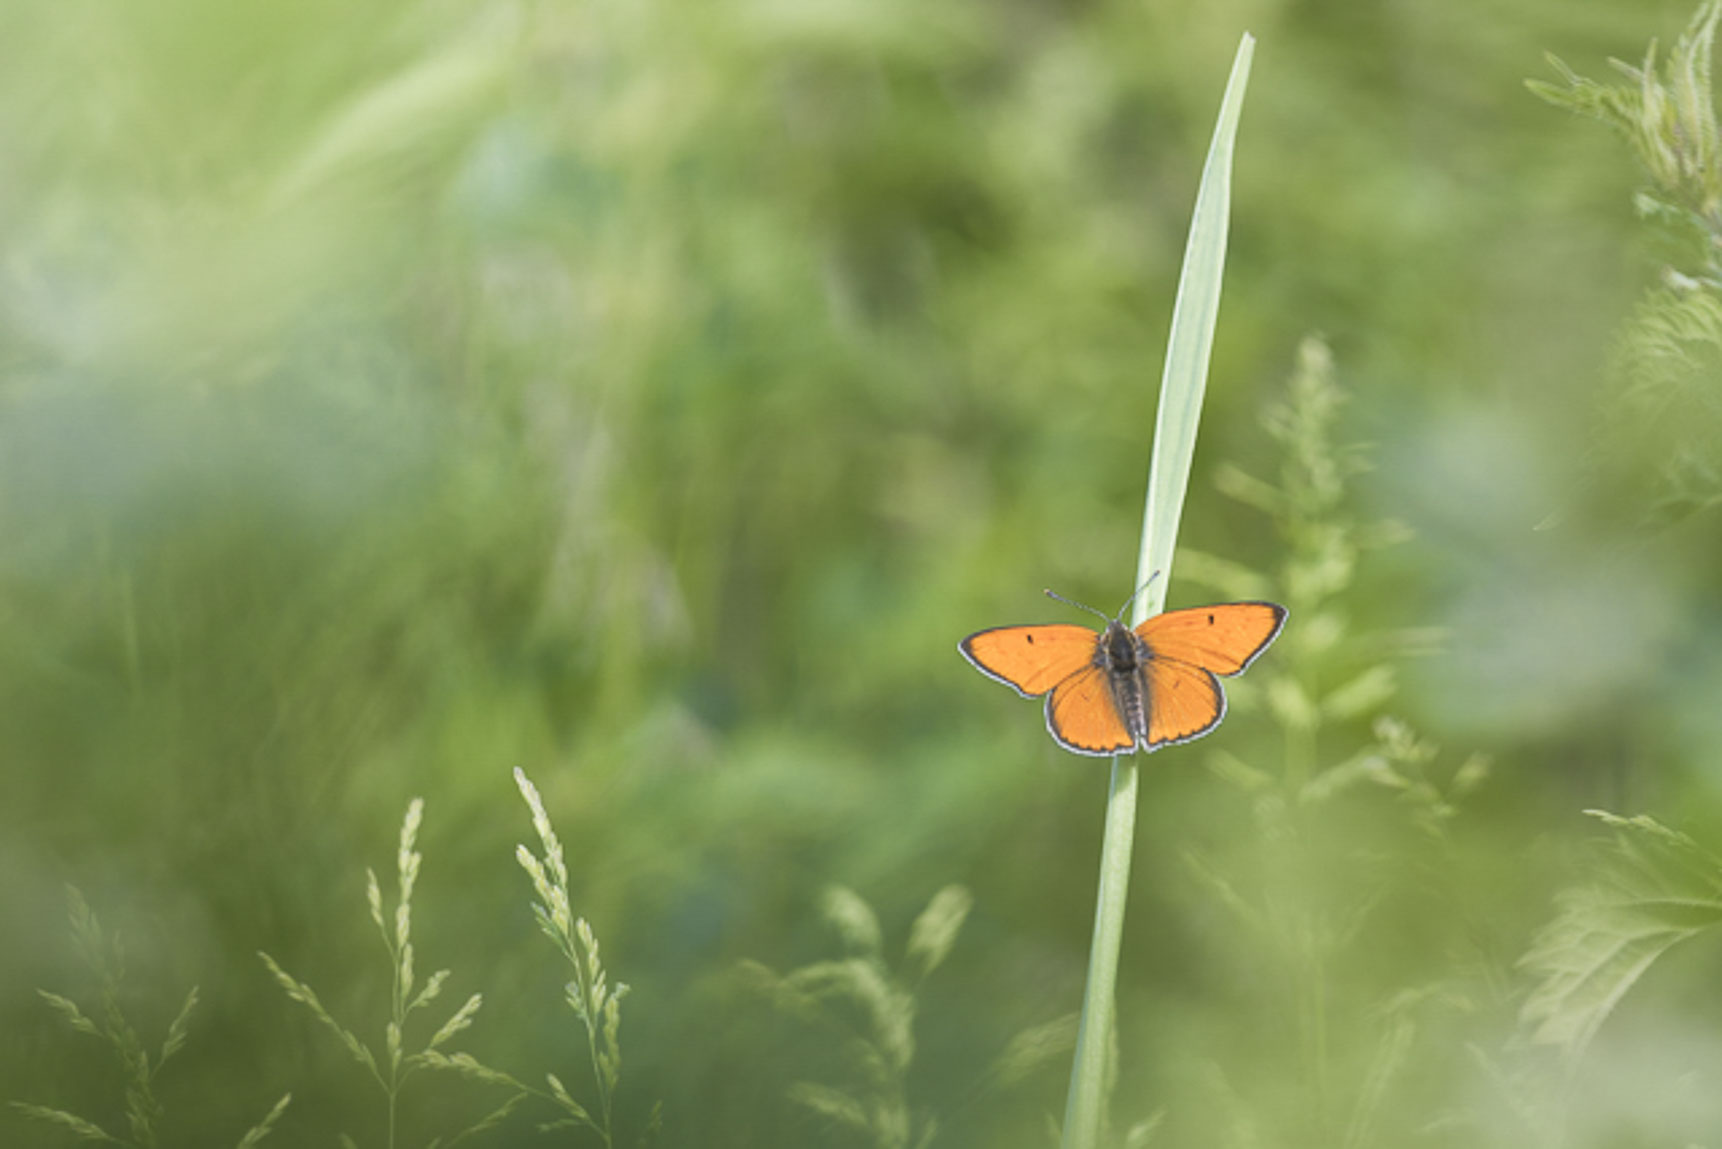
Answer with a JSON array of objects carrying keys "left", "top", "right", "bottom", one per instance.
[
  {"left": 1060, "top": 758, "right": 1140, "bottom": 1146},
  {"left": 1300, "top": 927, "right": 1331, "bottom": 1138},
  {"left": 388, "top": 958, "right": 403, "bottom": 1149},
  {"left": 588, "top": 1013, "right": 613, "bottom": 1149}
]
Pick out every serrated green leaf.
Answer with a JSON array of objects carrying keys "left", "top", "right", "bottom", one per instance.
[{"left": 1521, "top": 812, "right": 1722, "bottom": 1062}]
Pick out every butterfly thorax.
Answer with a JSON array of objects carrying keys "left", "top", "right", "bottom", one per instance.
[{"left": 1099, "top": 620, "right": 1146, "bottom": 672}]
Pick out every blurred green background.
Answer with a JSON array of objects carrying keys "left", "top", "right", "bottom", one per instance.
[{"left": 6, "top": 0, "right": 1722, "bottom": 1146}]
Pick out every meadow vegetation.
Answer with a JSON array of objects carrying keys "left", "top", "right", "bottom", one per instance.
[{"left": 7, "top": 0, "right": 1722, "bottom": 1146}]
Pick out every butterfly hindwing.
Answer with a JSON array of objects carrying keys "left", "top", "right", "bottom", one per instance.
[
  {"left": 1142, "top": 658, "right": 1226, "bottom": 749},
  {"left": 959, "top": 624, "right": 1100, "bottom": 698},
  {"left": 1135, "top": 602, "right": 1286, "bottom": 676},
  {"left": 1045, "top": 665, "right": 1136, "bottom": 756}
]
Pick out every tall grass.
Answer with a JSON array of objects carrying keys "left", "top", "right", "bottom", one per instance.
[
  {"left": 1530, "top": 0, "right": 1722, "bottom": 526},
  {"left": 1059, "top": 32, "right": 1254, "bottom": 1149},
  {"left": 259, "top": 798, "right": 517, "bottom": 1148},
  {"left": 744, "top": 884, "right": 977, "bottom": 1148},
  {"left": 1176, "top": 336, "right": 1491, "bottom": 1146},
  {"left": 252, "top": 779, "right": 654, "bottom": 1147},
  {"left": 512, "top": 767, "right": 661, "bottom": 1147},
  {"left": 11, "top": 889, "right": 291, "bottom": 1149}
]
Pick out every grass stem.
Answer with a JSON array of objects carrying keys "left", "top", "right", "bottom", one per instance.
[{"left": 1059, "top": 33, "right": 1254, "bottom": 1149}]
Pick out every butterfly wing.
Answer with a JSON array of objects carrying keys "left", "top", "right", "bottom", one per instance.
[
  {"left": 1141, "top": 659, "right": 1226, "bottom": 749},
  {"left": 959, "top": 624, "right": 1100, "bottom": 697},
  {"left": 1134, "top": 602, "right": 1286, "bottom": 675},
  {"left": 1045, "top": 666, "right": 1136, "bottom": 756}
]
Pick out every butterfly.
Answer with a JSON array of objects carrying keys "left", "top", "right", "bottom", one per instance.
[{"left": 959, "top": 588, "right": 1286, "bottom": 756}]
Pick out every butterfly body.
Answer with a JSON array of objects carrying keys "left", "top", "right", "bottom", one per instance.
[
  {"left": 1092, "top": 620, "right": 1150, "bottom": 744},
  {"left": 961, "top": 600, "right": 1286, "bottom": 757}
]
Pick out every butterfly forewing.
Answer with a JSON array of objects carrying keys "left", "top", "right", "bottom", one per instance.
[
  {"left": 960, "top": 624, "right": 1101, "bottom": 698},
  {"left": 1045, "top": 666, "right": 1136, "bottom": 755},
  {"left": 1142, "top": 659, "right": 1226, "bottom": 749},
  {"left": 1135, "top": 602, "right": 1286, "bottom": 675}
]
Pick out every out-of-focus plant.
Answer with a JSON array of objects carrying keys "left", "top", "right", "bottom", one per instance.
[
  {"left": 1521, "top": 812, "right": 1722, "bottom": 1064},
  {"left": 746, "top": 884, "right": 1075, "bottom": 1148},
  {"left": 1485, "top": 812, "right": 1722, "bottom": 1149},
  {"left": 1175, "top": 336, "right": 1490, "bottom": 1147},
  {"left": 1531, "top": 0, "right": 1722, "bottom": 526},
  {"left": 10, "top": 888, "right": 291, "bottom": 1149},
  {"left": 260, "top": 799, "right": 523, "bottom": 1148}
]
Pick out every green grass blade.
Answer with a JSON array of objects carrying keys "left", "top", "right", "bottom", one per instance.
[
  {"left": 1060, "top": 33, "right": 1254, "bottom": 1149},
  {"left": 1134, "top": 33, "right": 1255, "bottom": 626}
]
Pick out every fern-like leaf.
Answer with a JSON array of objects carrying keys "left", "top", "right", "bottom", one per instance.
[{"left": 1520, "top": 810, "right": 1722, "bottom": 1062}]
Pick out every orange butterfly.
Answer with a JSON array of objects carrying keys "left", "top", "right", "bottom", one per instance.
[{"left": 960, "top": 590, "right": 1286, "bottom": 756}]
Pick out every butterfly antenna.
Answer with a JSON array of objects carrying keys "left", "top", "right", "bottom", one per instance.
[
  {"left": 1115, "top": 571, "right": 1163, "bottom": 621},
  {"left": 1043, "top": 588, "right": 1111, "bottom": 623}
]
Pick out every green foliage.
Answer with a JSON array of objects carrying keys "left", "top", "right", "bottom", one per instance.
[
  {"left": 11, "top": 889, "right": 290, "bottom": 1149},
  {"left": 1532, "top": 1, "right": 1722, "bottom": 526},
  {"left": 1530, "top": 1, "right": 1722, "bottom": 254},
  {"left": 1521, "top": 811, "right": 1722, "bottom": 1063},
  {"left": 261, "top": 800, "right": 522, "bottom": 1148},
  {"left": 11, "top": 0, "right": 1722, "bottom": 1146},
  {"left": 1171, "top": 337, "right": 1492, "bottom": 1147},
  {"left": 748, "top": 883, "right": 1071, "bottom": 1148}
]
